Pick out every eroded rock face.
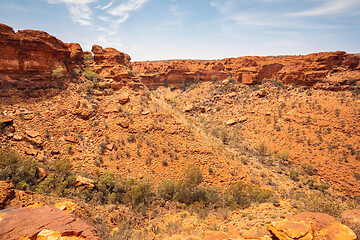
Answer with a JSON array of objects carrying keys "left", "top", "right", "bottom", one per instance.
[
  {"left": 0, "top": 23, "right": 83, "bottom": 96},
  {"left": 0, "top": 181, "right": 15, "bottom": 210},
  {"left": 268, "top": 212, "right": 357, "bottom": 240},
  {"left": 133, "top": 52, "right": 360, "bottom": 90},
  {"left": 0, "top": 205, "right": 100, "bottom": 240},
  {"left": 91, "top": 45, "right": 132, "bottom": 81},
  {"left": 65, "top": 42, "right": 84, "bottom": 71}
]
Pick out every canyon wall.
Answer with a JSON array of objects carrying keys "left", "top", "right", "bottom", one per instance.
[
  {"left": 0, "top": 23, "right": 85, "bottom": 97},
  {"left": 133, "top": 52, "right": 360, "bottom": 90},
  {"left": 1, "top": 22, "right": 360, "bottom": 97}
]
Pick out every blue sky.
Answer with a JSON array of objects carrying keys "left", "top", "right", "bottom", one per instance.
[{"left": 1, "top": 0, "right": 360, "bottom": 61}]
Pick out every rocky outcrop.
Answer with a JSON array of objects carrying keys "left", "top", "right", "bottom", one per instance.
[
  {"left": 90, "top": 44, "right": 143, "bottom": 90},
  {"left": 65, "top": 42, "right": 84, "bottom": 71},
  {"left": 133, "top": 52, "right": 360, "bottom": 90},
  {"left": 341, "top": 209, "right": 360, "bottom": 236},
  {"left": 0, "top": 23, "right": 83, "bottom": 97},
  {"left": 0, "top": 181, "right": 15, "bottom": 210},
  {"left": 0, "top": 205, "right": 100, "bottom": 240},
  {"left": 268, "top": 212, "right": 357, "bottom": 240}
]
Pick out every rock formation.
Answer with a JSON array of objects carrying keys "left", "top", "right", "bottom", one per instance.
[
  {"left": 133, "top": 52, "right": 360, "bottom": 90},
  {"left": 90, "top": 45, "right": 142, "bottom": 89},
  {"left": 0, "top": 205, "right": 100, "bottom": 240},
  {"left": 0, "top": 23, "right": 83, "bottom": 97},
  {"left": 268, "top": 212, "right": 357, "bottom": 240},
  {"left": 0, "top": 181, "right": 15, "bottom": 210}
]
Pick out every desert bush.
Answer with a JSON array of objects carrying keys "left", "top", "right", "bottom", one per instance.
[
  {"left": 36, "top": 159, "right": 74, "bottom": 196},
  {"left": 0, "top": 149, "right": 39, "bottom": 190},
  {"left": 290, "top": 170, "right": 299, "bottom": 181},
  {"left": 157, "top": 179, "right": 177, "bottom": 202},
  {"left": 124, "top": 181, "right": 155, "bottom": 207},
  {"left": 295, "top": 192, "right": 349, "bottom": 218},
  {"left": 258, "top": 141, "right": 268, "bottom": 155},
  {"left": 302, "top": 164, "right": 316, "bottom": 176},
  {"left": 82, "top": 67, "right": 100, "bottom": 82},
  {"left": 66, "top": 144, "right": 73, "bottom": 154},
  {"left": 276, "top": 151, "right": 290, "bottom": 165},
  {"left": 52, "top": 66, "right": 66, "bottom": 80},
  {"left": 226, "top": 181, "right": 274, "bottom": 209}
]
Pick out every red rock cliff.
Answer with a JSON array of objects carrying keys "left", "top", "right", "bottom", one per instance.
[
  {"left": 133, "top": 52, "right": 360, "bottom": 90},
  {"left": 0, "top": 23, "right": 83, "bottom": 96}
]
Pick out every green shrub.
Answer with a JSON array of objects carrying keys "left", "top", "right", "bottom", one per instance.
[
  {"left": 276, "top": 150, "right": 290, "bottom": 164},
  {"left": 52, "top": 66, "right": 66, "bottom": 80},
  {"left": 258, "top": 141, "right": 268, "bottom": 155},
  {"left": 302, "top": 164, "right": 316, "bottom": 176},
  {"left": 82, "top": 67, "right": 100, "bottom": 82},
  {"left": 0, "top": 149, "right": 38, "bottom": 190},
  {"left": 227, "top": 181, "right": 274, "bottom": 209},
  {"left": 157, "top": 179, "right": 177, "bottom": 202},
  {"left": 66, "top": 144, "right": 73, "bottom": 154},
  {"left": 124, "top": 181, "right": 155, "bottom": 207},
  {"left": 295, "top": 192, "right": 348, "bottom": 218},
  {"left": 290, "top": 170, "right": 299, "bottom": 181},
  {"left": 36, "top": 159, "right": 74, "bottom": 196},
  {"left": 72, "top": 68, "right": 81, "bottom": 78}
]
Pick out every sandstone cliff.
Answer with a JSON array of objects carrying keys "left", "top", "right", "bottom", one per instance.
[
  {"left": 133, "top": 52, "right": 360, "bottom": 90},
  {"left": 0, "top": 23, "right": 83, "bottom": 97}
]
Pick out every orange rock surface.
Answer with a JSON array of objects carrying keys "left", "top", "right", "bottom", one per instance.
[
  {"left": 133, "top": 52, "right": 360, "bottom": 90},
  {"left": 0, "top": 205, "right": 100, "bottom": 240},
  {"left": 268, "top": 212, "right": 357, "bottom": 240},
  {"left": 0, "top": 23, "right": 83, "bottom": 97}
]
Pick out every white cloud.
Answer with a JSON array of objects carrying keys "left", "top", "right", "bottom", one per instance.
[
  {"left": 44, "top": 0, "right": 149, "bottom": 27},
  {"left": 170, "top": 4, "right": 183, "bottom": 17},
  {"left": 108, "top": 0, "right": 148, "bottom": 18},
  {"left": 45, "top": 0, "right": 97, "bottom": 25},
  {"left": 153, "top": 21, "right": 182, "bottom": 31},
  {"left": 98, "top": 1, "right": 114, "bottom": 10},
  {"left": 289, "top": 0, "right": 360, "bottom": 16}
]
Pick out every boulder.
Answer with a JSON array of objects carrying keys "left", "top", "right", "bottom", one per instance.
[
  {"left": 0, "top": 205, "right": 100, "bottom": 240},
  {"left": 268, "top": 220, "right": 312, "bottom": 240},
  {"left": 141, "top": 109, "right": 150, "bottom": 115},
  {"left": 239, "top": 116, "right": 248, "bottom": 123},
  {"left": 268, "top": 212, "right": 357, "bottom": 240},
  {"left": 226, "top": 119, "right": 237, "bottom": 126},
  {"left": 117, "top": 119, "right": 130, "bottom": 128},
  {"left": 106, "top": 143, "right": 114, "bottom": 151},
  {"left": 36, "top": 167, "right": 47, "bottom": 180},
  {"left": 341, "top": 209, "right": 360, "bottom": 235},
  {"left": 75, "top": 176, "right": 95, "bottom": 189},
  {"left": 25, "top": 148, "right": 38, "bottom": 156},
  {"left": 0, "top": 181, "right": 15, "bottom": 210},
  {"left": 13, "top": 134, "right": 23, "bottom": 141},
  {"left": 25, "top": 130, "right": 40, "bottom": 138},
  {"left": 65, "top": 135, "right": 78, "bottom": 143},
  {"left": 184, "top": 105, "right": 194, "bottom": 112},
  {"left": 118, "top": 93, "right": 130, "bottom": 104},
  {"left": 0, "top": 118, "right": 13, "bottom": 128}
]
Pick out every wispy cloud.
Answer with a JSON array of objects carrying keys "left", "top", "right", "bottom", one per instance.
[
  {"left": 97, "top": 1, "right": 113, "bottom": 10},
  {"left": 153, "top": 21, "right": 182, "bottom": 31},
  {"left": 108, "top": 0, "right": 148, "bottom": 24},
  {"left": 289, "top": 0, "right": 360, "bottom": 17},
  {"left": 45, "top": 0, "right": 97, "bottom": 26},
  {"left": 170, "top": 4, "right": 183, "bottom": 17},
  {"left": 44, "top": 0, "right": 149, "bottom": 26}
]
